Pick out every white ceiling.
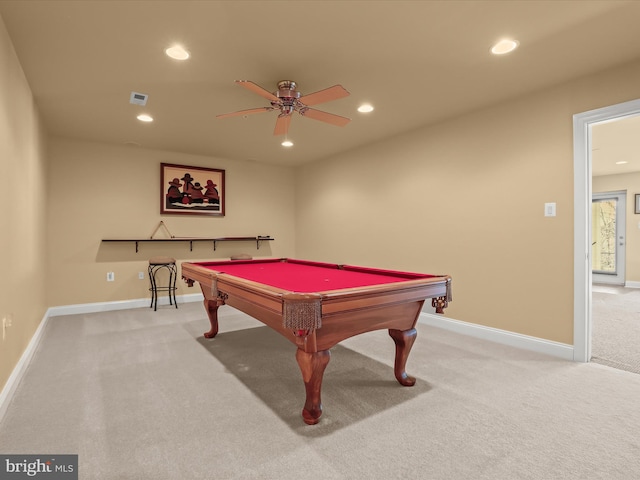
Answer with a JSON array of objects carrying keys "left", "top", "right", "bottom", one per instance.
[
  {"left": 1, "top": 0, "right": 640, "bottom": 167},
  {"left": 592, "top": 115, "right": 640, "bottom": 177}
]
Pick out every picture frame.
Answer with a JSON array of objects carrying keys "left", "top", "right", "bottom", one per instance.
[
  {"left": 636, "top": 194, "right": 640, "bottom": 214},
  {"left": 161, "top": 163, "right": 225, "bottom": 216}
]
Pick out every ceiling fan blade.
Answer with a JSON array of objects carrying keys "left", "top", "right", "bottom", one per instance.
[
  {"left": 216, "top": 107, "right": 273, "bottom": 119},
  {"left": 273, "top": 113, "right": 291, "bottom": 136},
  {"left": 299, "top": 108, "right": 350, "bottom": 127},
  {"left": 236, "top": 80, "right": 279, "bottom": 102},
  {"left": 299, "top": 85, "right": 350, "bottom": 106}
]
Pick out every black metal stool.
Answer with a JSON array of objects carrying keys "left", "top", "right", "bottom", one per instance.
[{"left": 148, "top": 256, "right": 178, "bottom": 311}]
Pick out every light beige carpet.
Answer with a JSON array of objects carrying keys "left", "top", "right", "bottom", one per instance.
[
  {"left": 592, "top": 284, "right": 640, "bottom": 374},
  {"left": 1, "top": 302, "right": 639, "bottom": 479}
]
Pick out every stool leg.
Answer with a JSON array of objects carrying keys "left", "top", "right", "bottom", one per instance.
[
  {"left": 153, "top": 266, "right": 158, "bottom": 311},
  {"left": 170, "top": 264, "right": 178, "bottom": 309},
  {"left": 148, "top": 264, "right": 155, "bottom": 309},
  {"left": 168, "top": 266, "right": 174, "bottom": 306}
]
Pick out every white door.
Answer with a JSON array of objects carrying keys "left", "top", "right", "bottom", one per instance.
[{"left": 592, "top": 191, "right": 626, "bottom": 285}]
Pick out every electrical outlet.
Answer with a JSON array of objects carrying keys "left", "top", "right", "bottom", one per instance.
[
  {"left": 107, "top": 272, "right": 115, "bottom": 282},
  {"left": 138, "top": 272, "right": 144, "bottom": 280}
]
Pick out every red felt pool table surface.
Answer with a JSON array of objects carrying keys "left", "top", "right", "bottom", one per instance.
[{"left": 191, "top": 258, "right": 439, "bottom": 292}]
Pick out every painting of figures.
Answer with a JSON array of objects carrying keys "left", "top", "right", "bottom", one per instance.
[{"left": 161, "top": 163, "right": 225, "bottom": 216}]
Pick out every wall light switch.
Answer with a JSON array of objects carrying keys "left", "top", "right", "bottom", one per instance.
[
  {"left": 2, "top": 315, "right": 11, "bottom": 342},
  {"left": 544, "top": 202, "right": 556, "bottom": 217},
  {"left": 107, "top": 272, "right": 115, "bottom": 282}
]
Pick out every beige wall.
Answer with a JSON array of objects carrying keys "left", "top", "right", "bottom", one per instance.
[
  {"left": 295, "top": 60, "right": 640, "bottom": 345},
  {"left": 593, "top": 172, "right": 640, "bottom": 283},
  {"left": 46, "top": 138, "right": 297, "bottom": 307},
  {"left": 0, "top": 17, "right": 48, "bottom": 392}
]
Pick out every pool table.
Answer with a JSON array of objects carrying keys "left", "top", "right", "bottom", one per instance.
[{"left": 181, "top": 258, "right": 452, "bottom": 425}]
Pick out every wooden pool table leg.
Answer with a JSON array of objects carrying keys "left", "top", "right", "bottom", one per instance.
[
  {"left": 388, "top": 328, "right": 417, "bottom": 386},
  {"left": 295, "top": 348, "right": 331, "bottom": 425},
  {"left": 203, "top": 295, "right": 226, "bottom": 338}
]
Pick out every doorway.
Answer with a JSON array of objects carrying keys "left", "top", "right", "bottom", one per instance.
[{"left": 573, "top": 98, "right": 640, "bottom": 362}]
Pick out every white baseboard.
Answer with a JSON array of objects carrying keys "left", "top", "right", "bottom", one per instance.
[
  {"left": 419, "top": 312, "right": 574, "bottom": 361},
  {"left": 624, "top": 281, "right": 640, "bottom": 289},
  {"left": 0, "top": 309, "right": 50, "bottom": 425},
  {"left": 47, "top": 293, "right": 204, "bottom": 317}
]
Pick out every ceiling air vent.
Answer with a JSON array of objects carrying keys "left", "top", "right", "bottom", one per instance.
[{"left": 129, "top": 91, "right": 148, "bottom": 106}]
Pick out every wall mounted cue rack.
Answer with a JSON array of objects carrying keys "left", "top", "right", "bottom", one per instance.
[
  {"left": 101, "top": 236, "right": 274, "bottom": 253},
  {"left": 102, "top": 222, "right": 274, "bottom": 253}
]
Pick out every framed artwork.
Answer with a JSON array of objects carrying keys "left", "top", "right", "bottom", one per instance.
[
  {"left": 161, "top": 163, "right": 225, "bottom": 216},
  {"left": 636, "top": 194, "right": 640, "bottom": 214}
]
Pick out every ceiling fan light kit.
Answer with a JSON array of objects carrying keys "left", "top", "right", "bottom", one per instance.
[{"left": 217, "top": 80, "right": 351, "bottom": 137}]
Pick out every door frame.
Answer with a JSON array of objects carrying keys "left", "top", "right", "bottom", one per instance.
[
  {"left": 592, "top": 191, "right": 626, "bottom": 285},
  {"left": 573, "top": 98, "right": 640, "bottom": 362}
]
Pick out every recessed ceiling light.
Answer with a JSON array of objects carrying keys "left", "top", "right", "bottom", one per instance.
[
  {"left": 616, "top": 161, "right": 628, "bottom": 165},
  {"left": 491, "top": 39, "right": 519, "bottom": 55},
  {"left": 137, "top": 114, "right": 153, "bottom": 122},
  {"left": 165, "top": 45, "right": 190, "bottom": 60},
  {"left": 281, "top": 140, "right": 294, "bottom": 147},
  {"left": 358, "top": 104, "right": 374, "bottom": 113}
]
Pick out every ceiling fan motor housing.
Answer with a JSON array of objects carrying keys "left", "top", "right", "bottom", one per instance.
[
  {"left": 275, "top": 80, "right": 301, "bottom": 112},
  {"left": 277, "top": 80, "right": 298, "bottom": 95}
]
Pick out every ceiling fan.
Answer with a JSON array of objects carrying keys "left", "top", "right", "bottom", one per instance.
[{"left": 217, "top": 80, "right": 351, "bottom": 136}]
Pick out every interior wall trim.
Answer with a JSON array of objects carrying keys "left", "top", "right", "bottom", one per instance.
[
  {"left": 573, "top": 98, "right": 640, "bottom": 362},
  {"left": 0, "top": 312, "right": 50, "bottom": 425},
  {"left": 47, "top": 294, "right": 204, "bottom": 317},
  {"left": 419, "top": 313, "right": 574, "bottom": 361}
]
